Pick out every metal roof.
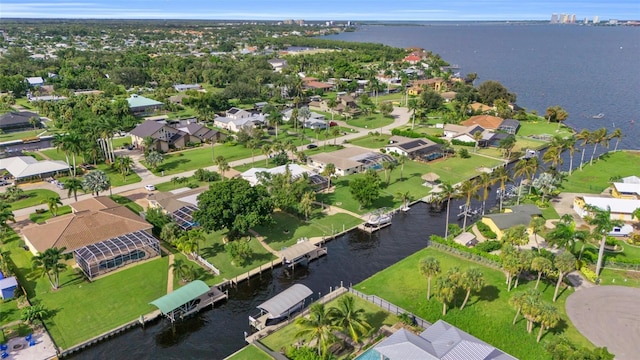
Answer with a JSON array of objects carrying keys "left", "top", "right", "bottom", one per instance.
[
  {"left": 280, "top": 241, "right": 319, "bottom": 262},
  {"left": 150, "top": 280, "right": 210, "bottom": 314},
  {"left": 257, "top": 284, "right": 312, "bottom": 319}
]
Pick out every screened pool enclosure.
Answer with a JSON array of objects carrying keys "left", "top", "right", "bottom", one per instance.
[{"left": 74, "top": 230, "right": 161, "bottom": 279}]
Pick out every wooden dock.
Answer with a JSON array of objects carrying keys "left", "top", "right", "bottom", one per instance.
[{"left": 358, "top": 222, "right": 391, "bottom": 233}]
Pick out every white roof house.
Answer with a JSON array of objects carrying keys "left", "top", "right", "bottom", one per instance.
[
  {"left": 0, "top": 156, "right": 69, "bottom": 180},
  {"left": 612, "top": 182, "right": 640, "bottom": 197},
  {"left": 622, "top": 175, "right": 640, "bottom": 184},
  {"left": 26, "top": 77, "right": 44, "bottom": 86},
  {"left": 241, "top": 164, "right": 316, "bottom": 187},
  {"left": 575, "top": 196, "right": 640, "bottom": 222}
]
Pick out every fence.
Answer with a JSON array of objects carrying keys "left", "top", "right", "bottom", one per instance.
[
  {"left": 348, "top": 288, "right": 431, "bottom": 329},
  {"left": 604, "top": 260, "right": 640, "bottom": 272},
  {"left": 428, "top": 241, "right": 502, "bottom": 270},
  {"left": 193, "top": 254, "right": 220, "bottom": 275}
]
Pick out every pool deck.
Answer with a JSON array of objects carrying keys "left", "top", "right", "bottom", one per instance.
[{"left": 2, "top": 330, "right": 57, "bottom": 360}]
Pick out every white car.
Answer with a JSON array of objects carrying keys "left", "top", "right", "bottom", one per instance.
[{"left": 144, "top": 184, "right": 156, "bottom": 191}]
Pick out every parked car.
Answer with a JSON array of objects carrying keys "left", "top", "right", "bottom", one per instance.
[
  {"left": 306, "top": 144, "right": 318, "bottom": 149},
  {"left": 0, "top": 179, "right": 8, "bottom": 186},
  {"left": 144, "top": 184, "right": 156, "bottom": 191},
  {"left": 329, "top": 121, "right": 338, "bottom": 127}
]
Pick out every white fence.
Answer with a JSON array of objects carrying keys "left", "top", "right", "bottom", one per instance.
[{"left": 193, "top": 254, "right": 221, "bottom": 275}]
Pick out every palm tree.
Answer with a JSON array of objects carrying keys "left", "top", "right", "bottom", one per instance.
[
  {"left": 553, "top": 251, "right": 576, "bottom": 302},
  {"left": 170, "top": 258, "right": 195, "bottom": 282},
  {"left": 295, "top": 303, "right": 338, "bottom": 357},
  {"left": 215, "top": 156, "right": 230, "bottom": 180},
  {"left": 395, "top": 191, "right": 412, "bottom": 211},
  {"left": 397, "top": 155, "right": 407, "bottom": 181},
  {"left": 65, "top": 132, "right": 83, "bottom": 177},
  {"left": 477, "top": 173, "right": 496, "bottom": 215},
  {"left": 327, "top": 98, "right": 337, "bottom": 121},
  {"left": 513, "top": 158, "right": 537, "bottom": 204},
  {"left": 535, "top": 302, "right": 560, "bottom": 343},
  {"left": 330, "top": 126, "right": 340, "bottom": 146},
  {"left": 268, "top": 108, "right": 283, "bottom": 139},
  {"left": 433, "top": 276, "right": 456, "bottom": 315},
  {"left": 145, "top": 150, "right": 164, "bottom": 171},
  {"left": 589, "top": 128, "right": 608, "bottom": 166},
  {"left": 529, "top": 216, "right": 546, "bottom": 251},
  {"left": 177, "top": 229, "right": 205, "bottom": 256},
  {"left": 492, "top": 166, "right": 510, "bottom": 211},
  {"left": 408, "top": 98, "right": 418, "bottom": 129},
  {"left": 564, "top": 136, "right": 577, "bottom": 174},
  {"left": 328, "top": 295, "right": 371, "bottom": 345},
  {"left": 0, "top": 201, "right": 16, "bottom": 244},
  {"left": 64, "top": 178, "right": 84, "bottom": 202},
  {"left": 587, "top": 205, "right": 623, "bottom": 276},
  {"left": 459, "top": 178, "right": 479, "bottom": 230},
  {"left": 261, "top": 144, "right": 271, "bottom": 166},
  {"left": 116, "top": 156, "right": 134, "bottom": 181},
  {"left": 438, "top": 182, "right": 461, "bottom": 238},
  {"left": 142, "top": 136, "right": 156, "bottom": 153},
  {"left": 382, "top": 161, "right": 396, "bottom": 186},
  {"left": 322, "top": 163, "right": 336, "bottom": 189},
  {"left": 531, "top": 256, "right": 553, "bottom": 289},
  {"left": 29, "top": 116, "right": 41, "bottom": 133},
  {"left": 45, "top": 196, "right": 63, "bottom": 217},
  {"left": 575, "top": 129, "right": 590, "bottom": 171},
  {"left": 419, "top": 257, "right": 441, "bottom": 300},
  {"left": 472, "top": 131, "right": 483, "bottom": 152},
  {"left": 53, "top": 133, "right": 72, "bottom": 174},
  {"left": 300, "top": 191, "right": 315, "bottom": 221},
  {"left": 609, "top": 128, "right": 623, "bottom": 152},
  {"left": 459, "top": 268, "right": 484, "bottom": 310},
  {"left": 82, "top": 170, "right": 111, "bottom": 196},
  {"left": 509, "top": 289, "right": 541, "bottom": 325},
  {"left": 32, "top": 247, "right": 68, "bottom": 290}
]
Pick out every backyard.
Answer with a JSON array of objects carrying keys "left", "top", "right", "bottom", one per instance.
[
  {"left": 147, "top": 143, "right": 253, "bottom": 175},
  {"left": 354, "top": 247, "right": 592, "bottom": 360},
  {"left": 562, "top": 151, "right": 640, "bottom": 193}
]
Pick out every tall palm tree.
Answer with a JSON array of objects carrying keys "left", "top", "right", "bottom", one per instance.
[
  {"left": 575, "top": 129, "right": 590, "bottom": 171},
  {"left": 65, "top": 132, "right": 83, "bottom": 177},
  {"left": 587, "top": 206, "right": 623, "bottom": 276},
  {"left": 438, "top": 182, "right": 461, "bottom": 238},
  {"left": 64, "top": 178, "right": 84, "bottom": 202},
  {"left": 609, "top": 128, "right": 623, "bottom": 152},
  {"left": 433, "top": 276, "right": 456, "bottom": 315},
  {"left": 564, "top": 136, "right": 577, "bottom": 174},
  {"left": 0, "top": 201, "right": 16, "bottom": 244},
  {"left": 408, "top": 98, "right": 418, "bottom": 129},
  {"left": 322, "top": 163, "right": 336, "bottom": 189},
  {"left": 32, "top": 247, "right": 68, "bottom": 290},
  {"left": 419, "top": 257, "right": 441, "bottom": 300},
  {"left": 459, "top": 178, "right": 480, "bottom": 230},
  {"left": 395, "top": 191, "right": 412, "bottom": 211},
  {"left": 53, "top": 133, "right": 72, "bottom": 175},
  {"left": 328, "top": 295, "right": 371, "bottom": 345},
  {"left": 45, "top": 196, "right": 63, "bottom": 217},
  {"left": 268, "top": 108, "right": 283, "bottom": 139},
  {"left": 177, "top": 229, "right": 205, "bottom": 256},
  {"left": 542, "top": 146, "right": 563, "bottom": 174},
  {"left": 261, "top": 144, "right": 271, "bottom": 166},
  {"left": 552, "top": 251, "right": 576, "bottom": 302},
  {"left": 459, "top": 268, "right": 484, "bottom": 310},
  {"left": 477, "top": 173, "right": 496, "bottom": 215},
  {"left": 215, "top": 156, "right": 230, "bottom": 181},
  {"left": 397, "top": 155, "right": 408, "bottom": 181},
  {"left": 295, "top": 303, "right": 339, "bottom": 357},
  {"left": 535, "top": 303, "right": 560, "bottom": 343},
  {"left": 492, "top": 166, "right": 510, "bottom": 211},
  {"left": 472, "top": 131, "right": 483, "bottom": 152},
  {"left": 246, "top": 139, "right": 258, "bottom": 164},
  {"left": 513, "top": 158, "right": 536, "bottom": 204},
  {"left": 531, "top": 256, "right": 553, "bottom": 290},
  {"left": 589, "top": 128, "right": 608, "bottom": 166},
  {"left": 170, "top": 258, "right": 195, "bottom": 282},
  {"left": 529, "top": 217, "right": 546, "bottom": 251},
  {"left": 327, "top": 98, "right": 337, "bottom": 121},
  {"left": 382, "top": 161, "right": 396, "bottom": 186},
  {"left": 509, "top": 288, "right": 541, "bottom": 325}
]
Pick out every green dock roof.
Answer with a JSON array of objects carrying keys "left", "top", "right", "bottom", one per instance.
[{"left": 150, "top": 280, "right": 209, "bottom": 314}]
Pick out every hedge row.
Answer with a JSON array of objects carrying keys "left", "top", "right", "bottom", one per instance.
[
  {"left": 429, "top": 235, "right": 502, "bottom": 266},
  {"left": 391, "top": 128, "right": 445, "bottom": 144}
]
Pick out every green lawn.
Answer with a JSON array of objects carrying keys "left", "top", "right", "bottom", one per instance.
[
  {"left": 345, "top": 113, "right": 395, "bottom": 130},
  {"left": 516, "top": 120, "right": 573, "bottom": 138},
  {"left": 149, "top": 144, "right": 253, "bottom": 175},
  {"left": 9, "top": 189, "right": 60, "bottom": 211},
  {"left": 0, "top": 296, "right": 22, "bottom": 325},
  {"left": 109, "top": 195, "right": 143, "bottom": 214},
  {"left": 154, "top": 177, "right": 210, "bottom": 192},
  {"left": 317, "top": 159, "right": 435, "bottom": 214},
  {"left": 562, "top": 151, "right": 640, "bottom": 193},
  {"left": 22, "top": 151, "right": 46, "bottom": 161},
  {"left": 253, "top": 211, "right": 363, "bottom": 250},
  {"left": 199, "top": 230, "right": 277, "bottom": 282},
  {"left": 29, "top": 205, "right": 72, "bottom": 223},
  {"left": 227, "top": 345, "right": 274, "bottom": 360},
  {"left": 2, "top": 230, "right": 169, "bottom": 350},
  {"left": 598, "top": 268, "right": 640, "bottom": 288},
  {"left": 355, "top": 247, "right": 592, "bottom": 360},
  {"left": 348, "top": 134, "right": 392, "bottom": 149},
  {"left": 40, "top": 148, "right": 67, "bottom": 161},
  {"left": 0, "top": 129, "right": 43, "bottom": 142},
  {"left": 261, "top": 294, "right": 400, "bottom": 354},
  {"left": 425, "top": 154, "right": 504, "bottom": 184}
]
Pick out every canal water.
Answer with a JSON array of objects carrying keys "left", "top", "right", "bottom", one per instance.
[{"left": 71, "top": 201, "right": 461, "bottom": 359}]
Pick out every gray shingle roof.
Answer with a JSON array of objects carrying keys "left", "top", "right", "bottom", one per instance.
[
  {"left": 0, "top": 111, "right": 39, "bottom": 127},
  {"left": 130, "top": 120, "right": 166, "bottom": 138}
]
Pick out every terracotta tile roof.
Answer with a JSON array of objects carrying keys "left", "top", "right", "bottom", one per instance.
[
  {"left": 70, "top": 196, "right": 119, "bottom": 213},
  {"left": 22, "top": 199, "right": 151, "bottom": 254},
  {"left": 461, "top": 115, "right": 504, "bottom": 130}
]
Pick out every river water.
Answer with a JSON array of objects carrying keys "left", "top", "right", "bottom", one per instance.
[{"left": 72, "top": 202, "right": 464, "bottom": 359}]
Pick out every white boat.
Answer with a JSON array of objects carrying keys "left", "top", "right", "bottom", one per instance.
[
  {"left": 367, "top": 213, "right": 392, "bottom": 226},
  {"left": 592, "top": 113, "right": 604, "bottom": 119}
]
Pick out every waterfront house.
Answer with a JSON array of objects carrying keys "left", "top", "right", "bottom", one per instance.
[
  {"left": 498, "top": 119, "right": 520, "bottom": 135},
  {"left": 384, "top": 135, "right": 443, "bottom": 161},
  {"left": 240, "top": 163, "right": 328, "bottom": 190},
  {"left": 21, "top": 197, "right": 160, "bottom": 280},
  {"left": 0, "top": 111, "right": 40, "bottom": 132},
  {"left": 481, "top": 205, "right": 542, "bottom": 240},
  {"left": 462, "top": 115, "right": 504, "bottom": 130},
  {"left": 611, "top": 176, "right": 640, "bottom": 199},
  {"left": 307, "top": 147, "right": 395, "bottom": 176},
  {"left": 148, "top": 188, "right": 205, "bottom": 230},
  {"left": 371, "top": 319, "right": 516, "bottom": 360},
  {"left": 574, "top": 196, "right": 640, "bottom": 222},
  {"left": 126, "top": 94, "right": 164, "bottom": 116}
]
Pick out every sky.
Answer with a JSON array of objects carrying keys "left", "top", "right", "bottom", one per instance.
[{"left": 1, "top": 1, "right": 639, "bottom": 21}]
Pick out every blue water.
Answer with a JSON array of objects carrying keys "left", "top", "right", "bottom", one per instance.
[
  {"left": 326, "top": 24, "right": 640, "bottom": 150},
  {"left": 355, "top": 347, "right": 382, "bottom": 360}
]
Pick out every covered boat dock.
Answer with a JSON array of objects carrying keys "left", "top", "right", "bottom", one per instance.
[
  {"left": 150, "top": 280, "right": 227, "bottom": 322},
  {"left": 249, "top": 284, "right": 313, "bottom": 331},
  {"left": 280, "top": 240, "right": 327, "bottom": 269}
]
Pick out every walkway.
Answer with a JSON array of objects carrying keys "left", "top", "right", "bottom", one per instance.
[
  {"left": 166, "top": 253, "right": 175, "bottom": 293},
  {"left": 471, "top": 224, "right": 487, "bottom": 242},
  {"left": 248, "top": 229, "right": 280, "bottom": 257}
]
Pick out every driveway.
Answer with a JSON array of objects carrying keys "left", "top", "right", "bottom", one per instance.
[{"left": 565, "top": 286, "right": 640, "bottom": 360}]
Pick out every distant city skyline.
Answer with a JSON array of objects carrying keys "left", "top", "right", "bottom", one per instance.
[{"left": 1, "top": 0, "right": 638, "bottom": 21}]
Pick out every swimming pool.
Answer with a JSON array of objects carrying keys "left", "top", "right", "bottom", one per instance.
[{"left": 354, "top": 347, "right": 382, "bottom": 360}]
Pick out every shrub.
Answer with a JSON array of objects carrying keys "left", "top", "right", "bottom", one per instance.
[
  {"left": 194, "top": 168, "right": 220, "bottom": 182},
  {"left": 447, "top": 224, "right": 463, "bottom": 238},
  {"left": 391, "top": 128, "right": 445, "bottom": 144},
  {"left": 580, "top": 266, "right": 597, "bottom": 282},
  {"left": 475, "top": 240, "right": 502, "bottom": 253},
  {"left": 458, "top": 148, "right": 471, "bottom": 158},
  {"left": 451, "top": 139, "right": 476, "bottom": 147},
  {"left": 476, "top": 222, "right": 497, "bottom": 239},
  {"left": 429, "top": 235, "right": 501, "bottom": 265}
]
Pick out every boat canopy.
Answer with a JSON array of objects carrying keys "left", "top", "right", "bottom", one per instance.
[
  {"left": 257, "top": 284, "right": 313, "bottom": 319},
  {"left": 281, "top": 241, "right": 319, "bottom": 262},
  {"left": 150, "top": 280, "right": 210, "bottom": 315}
]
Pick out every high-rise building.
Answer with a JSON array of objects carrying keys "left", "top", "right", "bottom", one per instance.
[
  {"left": 570, "top": 14, "right": 576, "bottom": 23},
  {"left": 584, "top": 17, "right": 589, "bottom": 24},
  {"left": 593, "top": 16, "right": 600, "bottom": 24},
  {"left": 550, "top": 13, "right": 559, "bottom": 23}
]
